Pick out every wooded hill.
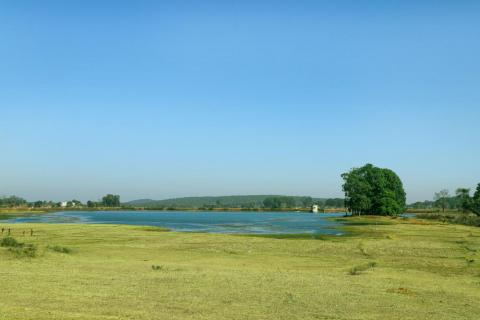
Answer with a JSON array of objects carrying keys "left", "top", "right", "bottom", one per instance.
[{"left": 124, "top": 195, "right": 345, "bottom": 209}]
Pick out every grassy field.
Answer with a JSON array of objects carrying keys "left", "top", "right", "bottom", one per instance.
[{"left": 0, "top": 217, "right": 479, "bottom": 319}]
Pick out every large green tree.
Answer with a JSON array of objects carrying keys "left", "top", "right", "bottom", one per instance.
[{"left": 341, "top": 164, "right": 406, "bottom": 216}]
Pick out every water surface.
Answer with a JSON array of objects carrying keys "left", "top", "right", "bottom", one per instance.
[{"left": 4, "top": 211, "right": 347, "bottom": 235}]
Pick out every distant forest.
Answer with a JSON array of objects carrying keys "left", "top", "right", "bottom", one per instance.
[
  {"left": 0, "top": 194, "right": 345, "bottom": 210},
  {"left": 408, "top": 195, "right": 469, "bottom": 210},
  {"left": 124, "top": 195, "right": 345, "bottom": 209}
]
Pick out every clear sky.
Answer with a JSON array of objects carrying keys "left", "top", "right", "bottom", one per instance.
[{"left": 1, "top": 1, "right": 479, "bottom": 203}]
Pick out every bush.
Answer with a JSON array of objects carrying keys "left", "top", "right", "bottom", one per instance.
[
  {"left": 1, "top": 237, "right": 37, "bottom": 258},
  {"left": 8, "top": 244, "right": 37, "bottom": 258},
  {"left": 452, "top": 214, "right": 480, "bottom": 227},
  {"left": 48, "top": 245, "right": 72, "bottom": 254},
  {"left": 417, "top": 212, "right": 480, "bottom": 227},
  {"left": 349, "top": 261, "right": 377, "bottom": 275},
  {"left": 151, "top": 265, "right": 164, "bottom": 271},
  {"left": 1, "top": 237, "right": 24, "bottom": 248}
]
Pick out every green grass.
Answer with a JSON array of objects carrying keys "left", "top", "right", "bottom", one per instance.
[{"left": 0, "top": 218, "right": 479, "bottom": 319}]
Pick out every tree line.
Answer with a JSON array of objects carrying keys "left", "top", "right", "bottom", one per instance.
[
  {"left": 261, "top": 196, "right": 344, "bottom": 209},
  {"left": 2, "top": 164, "right": 477, "bottom": 218},
  {"left": 406, "top": 185, "right": 480, "bottom": 216},
  {"left": 1, "top": 193, "right": 345, "bottom": 210},
  {"left": 0, "top": 194, "right": 121, "bottom": 208},
  {"left": 431, "top": 186, "right": 480, "bottom": 215}
]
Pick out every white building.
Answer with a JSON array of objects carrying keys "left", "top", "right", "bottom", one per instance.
[
  {"left": 60, "top": 201, "right": 68, "bottom": 208},
  {"left": 311, "top": 204, "right": 319, "bottom": 213}
]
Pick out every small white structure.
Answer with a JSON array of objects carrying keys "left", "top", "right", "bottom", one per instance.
[
  {"left": 60, "top": 201, "right": 68, "bottom": 208},
  {"left": 311, "top": 204, "right": 319, "bottom": 213}
]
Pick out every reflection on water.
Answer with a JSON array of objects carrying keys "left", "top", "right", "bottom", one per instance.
[{"left": 4, "top": 211, "right": 348, "bottom": 235}]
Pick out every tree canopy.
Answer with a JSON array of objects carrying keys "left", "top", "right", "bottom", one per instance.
[
  {"left": 263, "top": 196, "right": 296, "bottom": 209},
  {"left": 341, "top": 164, "right": 406, "bottom": 216},
  {"left": 473, "top": 184, "right": 480, "bottom": 215},
  {"left": 434, "top": 189, "right": 450, "bottom": 212},
  {"left": 102, "top": 194, "right": 120, "bottom": 207},
  {"left": 456, "top": 188, "right": 472, "bottom": 213},
  {"left": 453, "top": 184, "right": 480, "bottom": 216},
  {"left": 0, "top": 196, "right": 27, "bottom": 207}
]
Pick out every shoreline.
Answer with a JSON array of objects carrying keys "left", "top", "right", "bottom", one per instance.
[{"left": 0, "top": 207, "right": 347, "bottom": 215}]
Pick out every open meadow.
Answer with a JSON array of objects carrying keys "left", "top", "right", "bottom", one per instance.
[{"left": 0, "top": 217, "right": 479, "bottom": 320}]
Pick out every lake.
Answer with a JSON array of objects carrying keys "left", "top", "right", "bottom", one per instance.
[{"left": 3, "top": 211, "right": 348, "bottom": 235}]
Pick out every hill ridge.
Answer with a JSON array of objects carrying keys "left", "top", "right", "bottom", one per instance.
[{"left": 124, "top": 195, "right": 341, "bottom": 208}]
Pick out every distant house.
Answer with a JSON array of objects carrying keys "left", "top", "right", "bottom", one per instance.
[
  {"left": 60, "top": 201, "right": 68, "bottom": 208},
  {"left": 311, "top": 204, "right": 319, "bottom": 213}
]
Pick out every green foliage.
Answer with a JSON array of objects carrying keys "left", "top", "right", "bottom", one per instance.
[
  {"left": 416, "top": 212, "right": 480, "bottom": 227},
  {"left": 69, "top": 199, "right": 83, "bottom": 207},
  {"left": 1, "top": 237, "right": 23, "bottom": 248},
  {"left": 456, "top": 188, "right": 473, "bottom": 213},
  {"left": 452, "top": 214, "right": 480, "bottom": 227},
  {"left": 472, "top": 183, "right": 480, "bottom": 215},
  {"left": 151, "top": 265, "right": 164, "bottom": 271},
  {"left": 300, "top": 196, "right": 313, "bottom": 207},
  {"left": 1, "top": 237, "right": 37, "bottom": 258},
  {"left": 342, "top": 164, "right": 406, "bottom": 216},
  {"left": 48, "top": 245, "right": 72, "bottom": 254},
  {"left": 102, "top": 194, "right": 120, "bottom": 207},
  {"left": 423, "top": 184, "right": 480, "bottom": 216},
  {"left": 348, "top": 261, "right": 377, "bottom": 275},
  {"left": 125, "top": 195, "right": 333, "bottom": 209},
  {"left": 9, "top": 244, "right": 37, "bottom": 258},
  {"left": 407, "top": 200, "right": 435, "bottom": 209},
  {"left": 245, "top": 233, "right": 330, "bottom": 240},
  {"left": 324, "top": 198, "right": 344, "bottom": 208},
  {"left": 33, "top": 200, "right": 59, "bottom": 208},
  {"left": 33, "top": 200, "right": 45, "bottom": 208},
  {"left": 0, "top": 196, "right": 27, "bottom": 207},
  {"left": 263, "top": 196, "right": 296, "bottom": 209},
  {"left": 408, "top": 193, "right": 466, "bottom": 211},
  {"left": 434, "top": 189, "right": 450, "bottom": 212}
]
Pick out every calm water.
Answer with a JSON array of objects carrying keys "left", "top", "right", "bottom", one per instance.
[{"left": 4, "top": 211, "right": 348, "bottom": 235}]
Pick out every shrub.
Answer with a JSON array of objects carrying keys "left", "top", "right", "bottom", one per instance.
[
  {"left": 151, "top": 265, "right": 164, "bottom": 271},
  {"left": 465, "top": 257, "right": 475, "bottom": 264},
  {"left": 8, "top": 244, "right": 37, "bottom": 258},
  {"left": 417, "top": 212, "right": 480, "bottom": 227},
  {"left": 1, "top": 237, "right": 23, "bottom": 248},
  {"left": 453, "top": 214, "right": 480, "bottom": 227},
  {"left": 48, "top": 245, "right": 72, "bottom": 254},
  {"left": 349, "top": 261, "right": 377, "bottom": 275},
  {"left": 1, "top": 237, "right": 37, "bottom": 258}
]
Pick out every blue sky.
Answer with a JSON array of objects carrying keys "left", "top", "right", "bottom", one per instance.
[{"left": 1, "top": 1, "right": 479, "bottom": 202}]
